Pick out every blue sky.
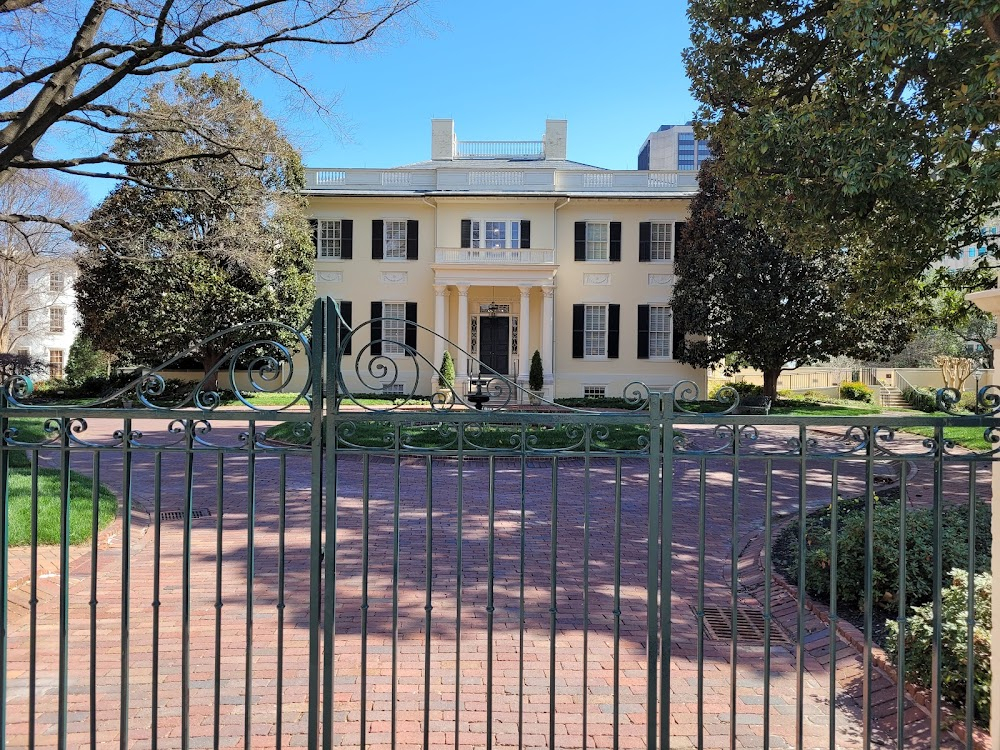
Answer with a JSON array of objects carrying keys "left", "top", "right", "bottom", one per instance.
[
  {"left": 72, "top": 1, "right": 697, "bottom": 202},
  {"left": 246, "top": 0, "right": 698, "bottom": 171}
]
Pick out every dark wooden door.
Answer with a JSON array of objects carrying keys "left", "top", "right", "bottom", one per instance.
[{"left": 479, "top": 316, "right": 510, "bottom": 375}]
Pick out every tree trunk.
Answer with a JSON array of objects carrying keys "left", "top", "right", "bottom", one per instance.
[
  {"left": 201, "top": 351, "right": 224, "bottom": 393},
  {"left": 762, "top": 368, "right": 781, "bottom": 401}
]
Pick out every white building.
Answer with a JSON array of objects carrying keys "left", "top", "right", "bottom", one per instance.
[
  {"left": 2, "top": 262, "right": 78, "bottom": 380},
  {"left": 637, "top": 123, "right": 711, "bottom": 172},
  {"left": 304, "top": 119, "right": 706, "bottom": 400}
]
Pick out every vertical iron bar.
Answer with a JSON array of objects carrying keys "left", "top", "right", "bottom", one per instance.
[
  {"left": 322, "top": 299, "right": 339, "bottom": 750},
  {"left": 548, "top": 456, "right": 559, "bottom": 750},
  {"left": 796, "top": 425, "right": 808, "bottom": 750},
  {"left": 582, "top": 426, "right": 592, "bottom": 750},
  {"left": 423, "top": 456, "right": 433, "bottom": 750},
  {"left": 829, "top": 461, "right": 840, "bottom": 750},
  {"left": 487, "top": 454, "right": 497, "bottom": 750},
  {"left": 214, "top": 454, "right": 225, "bottom": 749},
  {"left": 897, "top": 464, "right": 907, "bottom": 750},
  {"left": 454, "top": 427, "right": 465, "bottom": 750},
  {"left": 518, "top": 437, "right": 527, "bottom": 750},
  {"left": 391, "top": 422, "right": 402, "bottom": 750},
  {"left": 119, "top": 417, "right": 133, "bottom": 750},
  {"left": 57, "top": 418, "right": 70, "bottom": 750},
  {"left": 660, "top": 396, "right": 674, "bottom": 750},
  {"left": 307, "top": 298, "right": 325, "bottom": 750},
  {"left": 28, "top": 450, "right": 38, "bottom": 750},
  {"left": 696, "top": 459, "right": 707, "bottom": 750},
  {"left": 930, "top": 423, "right": 944, "bottom": 750},
  {"left": 965, "top": 460, "right": 977, "bottom": 749},
  {"left": 612, "top": 457, "right": 623, "bottom": 750},
  {"left": 730, "top": 424, "right": 742, "bottom": 750},
  {"left": 862, "top": 428, "right": 876, "bottom": 750},
  {"left": 646, "top": 394, "right": 662, "bottom": 749},
  {"left": 151, "top": 452, "right": 163, "bottom": 750},
  {"left": 245, "top": 420, "right": 257, "bottom": 748},
  {"left": 0, "top": 406, "right": 7, "bottom": 750},
  {"left": 89, "top": 452, "right": 100, "bottom": 749},
  {"left": 360, "top": 454, "right": 370, "bottom": 750},
  {"left": 763, "top": 459, "right": 773, "bottom": 750},
  {"left": 276, "top": 453, "right": 288, "bottom": 750},
  {"left": 182, "top": 421, "right": 195, "bottom": 750}
]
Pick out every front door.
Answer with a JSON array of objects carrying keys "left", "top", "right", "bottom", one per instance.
[{"left": 479, "top": 316, "right": 510, "bottom": 375}]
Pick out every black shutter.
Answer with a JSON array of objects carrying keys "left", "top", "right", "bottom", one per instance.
[
  {"left": 609, "top": 222, "right": 622, "bottom": 262},
  {"left": 338, "top": 301, "right": 352, "bottom": 355},
  {"left": 637, "top": 305, "right": 650, "bottom": 359},
  {"left": 520, "top": 220, "right": 531, "bottom": 249},
  {"left": 461, "top": 219, "right": 472, "bottom": 248},
  {"left": 404, "top": 301, "right": 418, "bottom": 356},
  {"left": 572, "top": 304, "right": 585, "bottom": 358},
  {"left": 341, "top": 220, "right": 353, "bottom": 260},
  {"left": 370, "top": 301, "right": 382, "bottom": 355},
  {"left": 673, "top": 222, "right": 685, "bottom": 261},
  {"left": 574, "top": 222, "right": 586, "bottom": 261},
  {"left": 309, "top": 219, "right": 318, "bottom": 254},
  {"left": 406, "top": 220, "right": 419, "bottom": 260},
  {"left": 608, "top": 304, "right": 620, "bottom": 358},
  {"left": 672, "top": 315, "right": 684, "bottom": 359},
  {"left": 372, "top": 220, "right": 384, "bottom": 260},
  {"left": 638, "top": 222, "right": 651, "bottom": 262}
]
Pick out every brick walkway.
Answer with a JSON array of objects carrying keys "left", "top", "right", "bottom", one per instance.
[{"left": 1, "top": 417, "right": 990, "bottom": 749}]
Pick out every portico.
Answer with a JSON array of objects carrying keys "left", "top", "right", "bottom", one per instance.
[{"left": 431, "top": 267, "right": 556, "bottom": 395}]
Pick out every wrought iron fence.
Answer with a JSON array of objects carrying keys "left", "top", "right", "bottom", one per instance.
[{"left": 0, "top": 298, "right": 993, "bottom": 749}]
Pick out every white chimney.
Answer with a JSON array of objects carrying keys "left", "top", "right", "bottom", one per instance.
[
  {"left": 543, "top": 119, "right": 567, "bottom": 160},
  {"left": 431, "top": 119, "right": 455, "bottom": 160}
]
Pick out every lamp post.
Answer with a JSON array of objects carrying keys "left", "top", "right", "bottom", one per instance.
[{"left": 974, "top": 366, "right": 986, "bottom": 413}]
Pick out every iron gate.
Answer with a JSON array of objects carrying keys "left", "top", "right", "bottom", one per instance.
[{"left": 0, "top": 298, "right": 994, "bottom": 749}]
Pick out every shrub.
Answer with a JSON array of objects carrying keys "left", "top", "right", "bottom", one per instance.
[
  {"left": 839, "top": 381, "right": 873, "bottom": 402},
  {"left": 438, "top": 351, "right": 455, "bottom": 390},
  {"left": 529, "top": 350, "right": 544, "bottom": 391},
  {"left": 64, "top": 337, "right": 111, "bottom": 385},
  {"left": 903, "top": 386, "right": 938, "bottom": 413},
  {"left": 959, "top": 390, "right": 981, "bottom": 414},
  {"left": 886, "top": 569, "right": 991, "bottom": 724},
  {"left": 795, "top": 494, "right": 991, "bottom": 615},
  {"left": 708, "top": 380, "right": 762, "bottom": 400}
]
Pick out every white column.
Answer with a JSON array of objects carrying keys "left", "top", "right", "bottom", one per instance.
[
  {"left": 456, "top": 285, "right": 470, "bottom": 385},
  {"left": 518, "top": 285, "right": 531, "bottom": 385},
  {"left": 433, "top": 284, "right": 447, "bottom": 392},
  {"left": 541, "top": 286, "right": 554, "bottom": 387}
]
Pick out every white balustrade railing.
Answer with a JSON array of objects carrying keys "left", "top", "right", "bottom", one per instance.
[
  {"left": 456, "top": 140, "right": 544, "bottom": 158},
  {"left": 435, "top": 248, "right": 556, "bottom": 265},
  {"left": 304, "top": 168, "right": 696, "bottom": 193}
]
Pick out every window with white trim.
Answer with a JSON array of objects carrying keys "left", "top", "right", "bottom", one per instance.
[
  {"left": 585, "top": 222, "right": 609, "bottom": 261},
  {"left": 468, "top": 219, "right": 522, "bottom": 249},
  {"left": 49, "top": 307, "right": 64, "bottom": 333},
  {"left": 318, "top": 220, "right": 342, "bottom": 259},
  {"left": 16, "top": 348, "right": 29, "bottom": 358},
  {"left": 584, "top": 304, "right": 607, "bottom": 357},
  {"left": 49, "top": 349, "right": 64, "bottom": 378},
  {"left": 15, "top": 271, "right": 27, "bottom": 290},
  {"left": 648, "top": 305, "right": 673, "bottom": 358},
  {"left": 382, "top": 301, "right": 406, "bottom": 354},
  {"left": 16, "top": 312, "right": 28, "bottom": 331},
  {"left": 384, "top": 220, "right": 408, "bottom": 260},
  {"left": 650, "top": 222, "right": 672, "bottom": 261},
  {"left": 49, "top": 272, "right": 65, "bottom": 292},
  {"left": 583, "top": 385, "right": 607, "bottom": 399}
]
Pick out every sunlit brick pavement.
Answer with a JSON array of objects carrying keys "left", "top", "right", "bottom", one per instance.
[{"left": 2, "top": 418, "right": 989, "bottom": 748}]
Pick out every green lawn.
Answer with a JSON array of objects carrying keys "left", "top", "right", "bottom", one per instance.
[
  {"left": 267, "top": 420, "right": 652, "bottom": 452},
  {"left": 771, "top": 402, "right": 882, "bottom": 417},
  {"left": 899, "top": 420, "right": 995, "bottom": 453},
  {"left": 3, "top": 419, "right": 119, "bottom": 546}
]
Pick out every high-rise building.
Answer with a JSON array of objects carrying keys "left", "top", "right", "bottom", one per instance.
[{"left": 637, "top": 123, "right": 711, "bottom": 171}]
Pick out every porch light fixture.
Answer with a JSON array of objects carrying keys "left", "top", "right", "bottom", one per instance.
[{"left": 482, "top": 286, "right": 501, "bottom": 318}]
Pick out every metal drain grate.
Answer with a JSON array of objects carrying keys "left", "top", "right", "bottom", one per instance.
[
  {"left": 160, "top": 509, "right": 211, "bottom": 521},
  {"left": 695, "top": 605, "right": 793, "bottom": 646}
]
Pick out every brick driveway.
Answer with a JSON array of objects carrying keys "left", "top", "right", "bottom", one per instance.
[{"left": 2, "top": 416, "right": 989, "bottom": 748}]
